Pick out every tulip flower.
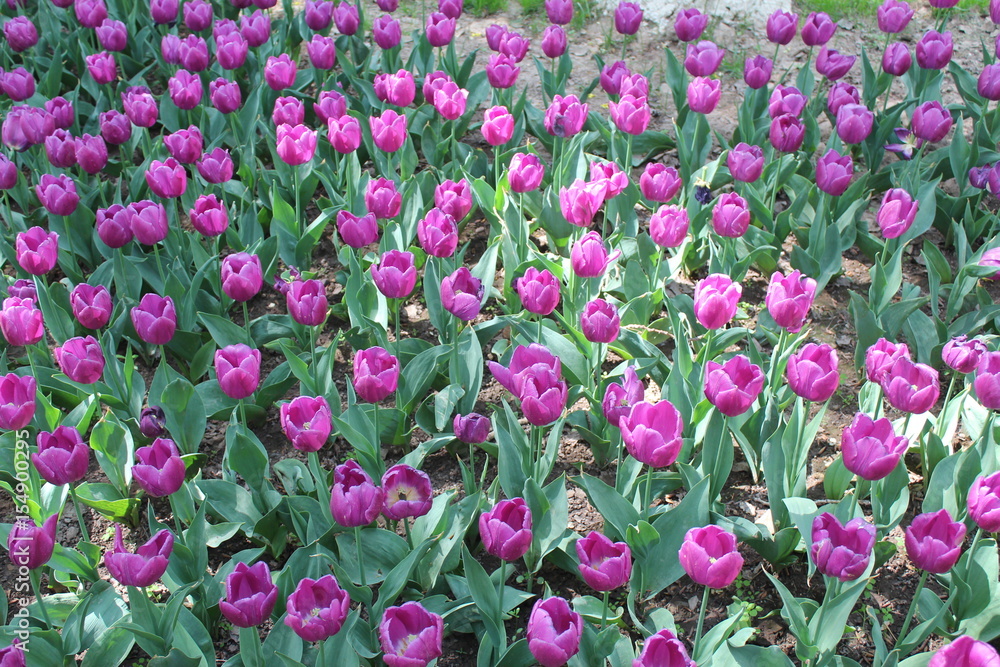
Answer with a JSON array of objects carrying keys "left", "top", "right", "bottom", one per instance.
[
  {"left": 544, "top": 94, "right": 588, "bottom": 138},
  {"left": 139, "top": 406, "right": 167, "bottom": 438},
  {"left": 441, "top": 267, "right": 484, "bottom": 322},
  {"left": 382, "top": 464, "right": 433, "bottom": 521},
  {"left": 916, "top": 30, "right": 952, "bottom": 70},
  {"left": 210, "top": 78, "right": 242, "bottom": 113},
  {"left": 589, "top": 162, "right": 628, "bottom": 201},
  {"left": 811, "top": 513, "right": 875, "bottom": 581},
  {"left": 328, "top": 115, "right": 362, "bottom": 154},
  {"left": 434, "top": 179, "right": 473, "bottom": 220},
  {"left": 122, "top": 86, "right": 158, "bottom": 127},
  {"left": 816, "top": 47, "right": 855, "bottom": 81},
  {"left": 1, "top": 68, "right": 34, "bottom": 101},
  {"left": 614, "top": 0, "right": 643, "bottom": 34},
  {"left": 133, "top": 437, "right": 185, "bottom": 497},
  {"left": 878, "top": 0, "right": 913, "bottom": 33},
  {"left": 769, "top": 113, "right": 806, "bottom": 153},
  {"left": 680, "top": 525, "right": 744, "bottom": 588},
  {"left": 801, "top": 11, "right": 836, "bottom": 46},
  {"left": 33, "top": 426, "right": 89, "bottom": 486},
  {"left": 979, "top": 64, "right": 1000, "bottom": 101},
  {"left": 242, "top": 11, "right": 272, "bottom": 45},
  {"left": 966, "top": 472, "right": 1000, "bottom": 534},
  {"left": 865, "top": 338, "right": 910, "bottom": 384},
  {"left": 633, "top": 629, "right": 695, "bottom": 667},
  {"left": 432, "top": 81, "right": 468, "bottom": 120},
  {"left": 558, "top": 179, "right": 603, "bottom": 227},
  {"left": 486, "top": 53, "right": 520, "bottom": 89},
  {"left": 741, "top": 55, "right": 773, "bottom": 91},
  {"left": 727, "top": 143, "right": 764, "bottom": 183},
  {"left": 379, "top": 602, "right": 444, "bottom": 667},
  {"left": 196, "top": 148, "right": 233, "bottom": 184},
  {"left": 516, "top": 267, "right": 560, "bottom": 316},
  {"left": 144, "top": 158, "right": 187, "bottom": 199},
  {"left": 620, "top": 399, "right": 684, "bottom": 468},
  {"left": 365, "top": 178, "right": 402, "bottom": 219},
  {"left": 0, "top": 374, "right": 36, "bottom": 430},
  {"left": 694, "top": 274, "right": 742, "bottom": 330},
  {"left": 280, "top": 396, "right": 332, "bottom": 452},
  {"left": 911, "top": 100, "right": 953, "bottom": 143},
  {"left": 128, "top": 200, "right": 168, "bottom": 245},
  {"left": 711, "top": 192, "right": 751, "bottom": 237},
  {"left": 527, "top": 596, "right": 583, "bottom": 667},
  {"left": 705, "top": 356, "right": 765, "bottom": 417},
  {"left": 0, "top": 155, "right": 17, "bottom": 189},
  {"left": 603, "top": 367, "right": 644, "bottom": 428},
  {"left": 44, "top": 130, "right": 76, "bottom": 169},
  {"left": 371, "top": 250, "right": 417, "bottom": 299},
  {"left": 881, "top": 357, "right": 939, "bottom": 414},
  {"left": 184, "top": 0, "right": 212, "bottom": 30},
  {"left": 286, "top": 278, "right": 327, "bottom": 326},
  {"left": 600, "top": 61, "right": 630, "bottom": 96},
  {"left": 215, "top": 345, "right": 261, "bottom": 400},
  {"left": 284, "top": 575, "right": 351, "bottom": 642},
  {"left": 189, "top": 194, "right": 229, "bottom": 238},
  {"left": 786, "top": 343, "right": 839, "bottom": 403},
  {"left": 35, "top": 174, "right": 79, "bottom": 216},
  {"left": 480, "top": 497, "right": 532, "bottom": 561},
  {"left": 906, "top": 509, "right": 965, "bottom": 574},
  {"left": 576, "top": 531, "right": 631, "bottom": 592},
  {"left": 330, "top": 459, "right": 384, "bottom": 528},
  {"left": 220, "top": 561, "right": 278, "bottom": 627},
  {"left": 508, "top": 153, "right": 545, "bottom": 192},
  {"left": 841, "top": 412, "right": 907, "bottom": 481},
  {"left": 828, "top": 82, "right": 861, "bottom": 117},
  {"left": 373, "top": 15, "right": 402, "bottom": 49},
  {"left": 541, "top": 25, "right": 567, "bottom": 58},
  {"left": 580, "top": 298, "right": 620, "bottom": 344},
  {"left": 674, "top": 8, "right": 708, "bottom": 42},
  {"left": 481, "top": 105, "right": 514, "bottom": 146},
  {"left": 4, "top": 16, "right": 38, "bottom": 52},
  {"left": 264, "top": 54, "right": 297, "bottom": 91},
  {"left": 768, "top": 86, "right": 807, "bottom": 119},
  {"left": 370, "top": 109, "right": 408, "bottom": 153},
  {"left": 942, "top": 336, "right": 986, "bottom": 374},
  {"left": 0, "top": 297, "right": 44, "bottom": 347},
  {"left": 836, "top": 103, "right": 873, "bottom": 145},
  {"left": 7, "top": 514, "right": 57, "bottom": 570},
  {"left": 639, "top": 164, "right": 681, "bottom": 202},
  {"left": 882, "top": 42, "right": 912, "bottom": 76},
  {"left": 104, "top": 526, "right": 173, "bottom": 587},
  {"left": 417, "top": 208, "right": 459, "bottom": 258},
  {"left": 164, "top": 127, "right": 204, "bottom": 164},
  {"left": 15, "top": 227, "right": 59, "bottom": 276},
  {"left": 275, "top": 124, "right": 317, "bottom": 166},
  {"left": 336, "top": 211, "right": 378, "bottom": 248},
  {"left": 570, "top": 231, "right": 620, "bottom": 278},
  {"left": 685, "top": 41, "right": 725, "bottom": 77},
  {"left": 54, "top": 336, "right": 105, "bottom": 384},
  {"left": 454, "top": 412, "right": 491, "bottom": 444},
  {"left": 687, "top": 77, "right": 721, "bottom": 114},
  {"left": 929, "top": 636, "right": 1000, "bottom": 667},
  {"left": 766, "top": 270, "right": 817, "bottom": 333},
  {"left": 874, "top": 188, "right": 919, "bottom": 240},
  {"left": 353, "top": 347, "right": 399, "bottom": 403},
  {"left": 546, "top": 0, "right": 573, "bottom": 23},
  {"left": 131, "top": 294, "right": 176, "bottom": 346},
  {"left": 307, "top": 34, "right": 336, "bottom": 69},
  {"left": 975, "top": 352, "right": 1000, "bottom": 410},
  {"left": 766, "top": 9, "right": 798, "bottom": 45},
  {"left": 649, "top": 205, "right": 690, "bottom": 248},
  {"left": 816, "top": 149, "right": 853, "bottom": 196}
]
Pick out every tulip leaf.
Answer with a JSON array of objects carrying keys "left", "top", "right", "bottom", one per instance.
[
  {"left": 571, "top": 473, "right": 639, "bottom": 543},
  {"left": 160, "top": 377, "right": 207, "bottom": 456},
  {"left": 147, "top": 648, "right": 205, "bottom": 667},
  {"left": 79, "top": 623, "right": 135, "bottom": 667},
  {"left": 639, "top": 476, "right": 711, "bottom": 599},
  {"left": 74, "top": 482, "right": 139, "bottom": 523},
  {"left": 462, "top": 545, "right": 504, "bottom": 651}
]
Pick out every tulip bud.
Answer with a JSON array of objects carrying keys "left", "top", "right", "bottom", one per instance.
[
  {"left": 454, "top": 412, "right": 490, "bottom": 444},
  {"left": 687, "top": 76, "right": 721, "bottom": 114},
  {"left": 559, "top": 179, "right": 604, "bottom": 227},
  {"left": 122, "top": 86, "right": 158, "bottom": 127},
  {"left": 744, "top": 55, "right": 773, "bottom": 89},
  {"left": 711, "top": 192, "right": 751, "bottom": 237},
  {"left": 705, "top": 355, "right": 764, "bottom": 417},
  {"left": 331, "top": 459, "right": 384, "bottom": 527},
  {"left": 787, "top": 343, "right": 840, "bottom": 402},
  {"left": 486, "top": 53, "right": 520, "bottom": 89},
  {"left": 373, "top": 15, "right": 402, "bottom": 49},
  {"left": 882, "top": 42, "right": 912, "bottom": 76},
  {"left": 54, "top": 335, "right": 105, "bottom": 384},
  {"left": 240, "top": 10, "right": 271, "bottom": 46},
  {"left": 353, "top": 347, "right": 399, "bottom": 403},
  {"left": 648, "top": 205, "right": 689, "bottom": 248},
  {"left": 916, "top": 30, "right": 952, "bottom": 70},
  {"left": 675, "top": 8, "right": 708, "bottom": 42},
  {"left": 479, "top": 497, "right": 532, "bottom": 561},
  {"left": 35, "top": 174, "right": 79, "bottom": 216},
  {"left": 275, "top": 124, "right": 317, "bottom": 166},
  {"left": 16, "top": 227, "right": 59, "bottom": 276},
  {"left": 131, "top": 294, "right": 176, "bottom": 346},
  {"left": 4, "top": 16, "right": 38, "bottom": 52},
  {"left": 221, "top": 253, "right": 263, "bottom": 303},
  {"left": 614, "top": 0, "right": 643, "bottom": 35},
  {"left": 766, "top": 9, "right": 798, "bottom": 45},
  {"left": 515, "top": 267, "right": 560, "bottom": 316},
  {"left": 876, "top": 188, "right": 918, "bottom": 240},
  {"left": 571, "top": 231, "right": 620, "bottom": 278},
  {"left": 546, "top": 0, "right": 573, "bottom": 24},
  {"left": 620, "top": 400, "right": 684, "bottom": 467},
  {"left": 434, "top": 179, "right": 472, "bottom": 220},
  {"left": 816, "top": 148, "right": 853, "bottom": 196},
  {"left": 770, "top": 113, "right": 806, "bottom": 153},
  {"left": 685, "top": 40, "right": 724, "bottom": 77},
  {"left": 371, "top": 250, "right": 416, "bottom": 299},
  {"left": 508, "top": 153, "right": 545, "bottom": 192},
  {"left": 527, "top": 597, "right": 582, "bottom": 667},
  {"left": 284, "top": 575, "right": 351, "bottom": 642},
  {"left": 336, "top": 210, "right": 378, "bottom": 248},
  {"left": 214, "top": 344, "right": 260, "bottom": 400},
  {"left": 576, "top": 531, "right": 632, "bottom": 591},
  {"left": 693, "top": 274, "right": 741, "bottom": 330},
  {"left": 7, "top": 514, "right": 57, "bottom": 570},
  {"left": 766, "top": 270, "right": 817, "bottom": 333},
  {"left": 133, "top": 437, "right": 185, "bottom": 496},
  {"left": 128, "top": 200, "right": 169, "bottom": 245},
  {"left": 580, "top": 298, "right": 620, "bottom": 343},
  {"left": 541, "top": 25, "right": 567, "bottom": 58},
  {"left": 835, "top": 103, "right": 874, "bottom": 145},
  {"left": 0, "top": 373, "right": 36, "bottom": 430},
  {"left": 610, "top": 93, "right": 651, "bottom": 133},
  {"left": 441, "top": 267, "right": 484, "bottom": 322},
  {"left": 816, "top": 46, "right": 855, "bottom": 81},
  {"left": 801, "top": 11, "right": 836, "bottom": 46},
  {"left": 0, "top": 297, "right": 44, "bottom": 347},
  {"left": 379, "top": 602, "right": 444, "bottom": 667},
  {"left": 911, "top": 100, "right": 953, "bottom": 143},
  {"left": 975, "top": 351, "right": 1000, "bottom": 410},
  {"left": 841, "top": 412, "right": 908, "bottom": 481},
  {"left": 70, "top": 283, "right": 112, "bottom": 330},
  {"left": 727, "top": 143, "right": 764, "bottom": 183},
  {"left": 811, "top": 513, "right": 875, "bottom": 581},
  {"left": 942, "top": 336, "right": 986, "bottom": 374},
  {"left": 144, "top": 158, "right": 187, "bottom": 199},
  {"left": 544, "top": 94, "right": 588, "bottom": 138},
  {"left": 210, "top": 78, "right": 243, "bottom": 114},
  {"left": 189, "top": 194, "right": 229, "bottom": 237},
  {"left": 220, "top": 561, "right": 278, "bottom": 627},
  {"left": 878, "top": 0, "right": 913, "bottom": 33},
  {"left": 481, "top": 105, "right": 514, "bottom": 146},
  {"left": 33, "top": 425, "right": 89, "bottom": 486},
  {"left": 905, "top": 509, "right": 965, "bottom": 574},
  {"left": 139, "top": 406, "right": 167, "bottom": 438},
  {"left": 425, "top": 11, "right": 455, "bottom": 46},
  {"left": 328, "top": 115, "right": 362, "bottom": 154}
]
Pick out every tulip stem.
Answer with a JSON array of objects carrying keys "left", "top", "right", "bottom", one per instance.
[
  {"left": 309, "top": 324, "right": 319, "bottom": 392},
  {"left": 29, "top": 568, "right": 52, "bottom": 628},
  {"left": 403, "top": 517, "right": 413, "bottom": 549},
  {"left": 152, "top": 244, "right": 168, "bottom": 292},
  {"left": 318, "top": 638, "right": 327, "bottom": 667},
  {"left": 874, "top": 390, "right": 885, "bottom": 420},
  {"left": 242, "top": 301, "right": 252, "bottom": 344},
  {"left": 497, "top": 560, "right": 507, "bottom": 648},
  {"left": 238, "top": 399, "right": 248, "bottom": 427},
  {"left": 932, "top": 374, "right": 958, "bottom": 446},
  {"left": 644, "top": 464, "right": 654, "bottom": 515},
  {"left": 601, "top": 590, "right": 610, "bottom": 628},
  {"left": 537, "top": 316, "right": 543, "bottom": 345},
  {"left": 69, "top": 484, "right": 91, "bottom": 544},
  {"left": 293, "top": 165, "right": 302, "bottom": 241},
  {"left": 897, "top": 569, "right": 928, "bottom": 645},
  {"left": 693, "top": 585, "right": 710, "bottom": 656},
  {"left": 354, "top": 525, "right": 367, "bottom": 587}
]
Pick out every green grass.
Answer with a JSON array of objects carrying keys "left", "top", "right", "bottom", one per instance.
[
  {"left": 518, "top": 0, "right": 545, "bottom": 12},
  {"left": 795, "top": 0, "right": 987, "bottom": 20},
  {"left": 468, "top": 0, "right": 507, "bottom": 15}
]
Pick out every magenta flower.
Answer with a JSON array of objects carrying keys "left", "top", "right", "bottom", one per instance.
[
  {"left": 441, "top": 267, "right": 484, "bottom": 322},
  {"left": 7, "top": 514, "right": 57, "bottom": 570},
  {"left": 680, "top": 525, "right": 744, "bottom": 588},
  {"left": 801, "top": 11, "right": 836, "bottom": 46},
  {"left": 417, "top": 208, "right": 459, "bottom": 258},
  {"left": 33, "top": 425, "right": 89, "bottom": 485},
  {"left": 786, "top": 343, "right": 839, "bottom": 402},
  {"left": 969, "top": 472, "right": 1000, "bottom": 534},
  {"left": 284, "top": 575, "right": 350, "bottom": 642},
  {"left": 454, "top": 412, "right": 491, "bottom": 444},
  {"left": 54, "top": 335, "right": 105, "bottom": 384},
  {"left": 705, "top": 356, "right": 765, "bottom": 417},
  {"left": 570, "top": 231, "right": 621, "bottom": 278},
  {"left": 811, "top": 513, "right": 875, "bottom": 581},
  {"left": 508, "top": 153, "right": 545, "bottom": 193},
  {"left": 527, "top": 597, "right": 583, "bottom": 667},
  {"left": 35, "top": 174, "right": 79, "bottom": 216},
  {"left": 131, "top": 294, "right": 176, "bottom": 345},
  {"left": 133, "top": 437, "right": 186, "bottom": 497},
  {"left": 365, "top": 178, "right": 402, "bottom": 219},
  {"left": 379, "top": 602, "right": 444, "bottom": 667},
  {"left": 104, "top": 526, "right": 173, "bottom": 587},
  {"left": 516, "top": 267, "right": 560, "bottom": 316},
  {"left": 0, "top": 373, "right": 36, "bottom": 430},
  {"left": 330, "top": 459, "right": 384, "bottom": 527},
  {"left": 371, "top": 250, "right": 417, "bottom": 299},
  {"left": 711, "top": 192, "right": 750, "bottom": 237},
  {"left": 559, "top": 179, "right": 604, "bottom": 227},
  {"left": 15, "top": 227, "right": 58, "bottom": 276},
  {"left": 841, "top": 412, "right": 908, "bottom": 481},
  {"left": 687, "top": 76, "right": 721, "bottom": 114},
  {"left": 674, "top": 8, "right": 708, "bottom": 42},
  {"left": 975, "top": 352, "right": 1000, "bottom": 410},
  {"left": 336, "top": 211, "right": 378, "bottom": 248},
  {"left": 381, "top": 464, "right": 433, "bottom": 521},
  {"left": 370, "top": 109, "right": 408, "bottom": 153},
  {"left": 905, "top": 509, "right": 966, "bottom": 574},
  {"left": 215, "top": 344, "right": 261, "bottom": 399},
  {"left": 576, "top": 531, "right": 632, "bottom": 591},
  {"left": 929, "top": 636, "right": 1000, "bottom": 667},
  {"left": 580, "top": 298, "right": 620, "bottom": 344},
  {"left": 544, "top": 94, "right": 588, "bottom": 138},
  {"left": 876, "top": 188, "right": 919, "bottom": 240},
  {"left": 220, "top": 562, "right": 278, "bottom": 627},
  {"left": 479, "top": 497, "right": 532, "bottom": 562},
  {"left": 286, "top": 278, "right": 327, "bottom": 326},
  {"left": 275, "top": 124, "right": 317, "bottom": 165},
  {"left": 603, "top": 367, "right": 644, "bottom": 428},
  {"left": 766, "top": 270, "right": 817, "bottom": 333},
  {"left": 865, "top": 338, "right": 910, "bottom": 384},
  {"left": 620, "top": 400, "right": 684, "bottom": 468},
  {"left": 0, "top": 297, "right": 43, "bottom": 347},
  {"left": 648, "top": 205, "right": 690, "bottom": 248},
  {"left": 610, "top": 94, "right": 651, "bottom": 134},
  {"left": 881, "top": 356, "right": 939, "bottom": 414},
  {"left": 816, "top": 148, "right": 853, "bottom": 196},
  {"left": 614, "top": 0, "right": 643, "bottom": 34},
  {"left": 280, "top": 396, "right": 332, "bottom": 452},
  {"left": 352, "top": 347, "right": 399, "bottom": 403},
  {"left": 694, "top": 274, "right": 742, "bottom": 330},
  {"left": 633, "top": 629, "right": 695, "bottom": 667}
]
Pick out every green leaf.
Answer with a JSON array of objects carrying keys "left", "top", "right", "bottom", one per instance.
[
  {"left": 462, "top": 546, "right": 504, "bottom": 650},
  {"left": 640, "top": 477, "right": 711, "bottom": 598}
]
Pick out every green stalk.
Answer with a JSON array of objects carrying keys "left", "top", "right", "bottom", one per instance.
[
  {"left": 309, "top": 324, "right": 319, "bottom": 392},
  {"left": 964, "top": 527, "right": 984, "bottom": 578},
  {"left": 69, "top": 484, "right": 91, "bottom": 544},
  {"left": 644, "top": 464, "right": 654, "bottom": 515},
  {"left": 242, "top": 301, "right": 252, "bottom": 343},
  {"left": 293, "top": 165, "right": 302, "bottom": 240},
  {"left": 601, "top": 590, "right": 611, "bottom": 628},
  {"left": 29, "top": 569, "right": 52, "bottom": 628},
  {"left": 355, "top": 525, "right": 367, "bottom": 587},
  {"left": 498, "top": 559, "right": 508, "bottom": 649},
  {"left": 897, "top": 569, "right": 929, "bottom": 645},
  {"left": 403, "top": 517, "right": 413, "bottom": 549},
  {"left": 693, "top": 585, "right": 711, "bottom": 656}
]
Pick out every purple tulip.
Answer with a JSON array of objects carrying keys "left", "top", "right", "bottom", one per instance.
[
  {"left": 687, "top": 76, "right": 721, "bottom": 114},
  {"left": 842, "top": 412, "right": 908, "bottom": 481},
  {"left": 104, "top": 525, "right": 173, "bottom": 587},
  {"left": 425, "top": 11, "right": 455, "bottom": 46},
  {"left": 215, "top": 31, "right": 249, "bottom": 69},
  {"left": 96, "top": 205, "right": 133, "bottom": 248},
  {"left": 882, "top": 42, "right": 912, "bottom": 76},
  {"left": 527, "top": 596, "right": 583, "bottom": 667},
  {"left": 43, "top": 129, "right": 76, "bottom": 170},
  {"left": 979, "top": 64, "right": 1000, "bottom": 101},
  {"left": 968, "top": 472, "right": 1000, "bottom": 533},
  {"left": 167, "top": 69, "right": 202, "bottom": 110},
  {"left": 975, "top": 352, "right": 1000, "bottom": 410},
  {"left": 694, "top": 274, "right": 741, "bottom": 330},
  {"left": 139, "top": 406, "right": 167, "bottom": 438},
  {"left": 144, "top": 158, "right": 187, "bottom": 199},
  {"left": 374, "top": 70, "right": 415, "bottom": 107},
  {"left": 264, "top": 54, "right": 297, "bottom": 91},
  {"left": 85, "top": 50, "right": 117, "bottom": 85},
  {"left": 370, "top": 109, "right": 408, "bottom": 153},
  {"left": 215, "top": 344, "right": 260, "bottom": 400},
  {"left": 16, "top": 227, "right": 59, "bottom": 276},
  {"left": 766, "top": 270, "right": 817, "bottom": 333},
  {"left": 542, "top": 25, "right": 567, "bottom": 58},
  {"left": 217, "top": 253, "right": 261, "bottom": 304},
  {"left": 744, "top": 55, "right": 773, "bottom": 89},
  {"left": 611, "top": 93, "right": 651, "bottom": 134},
  {"left": 488, "top": 344, "right": 567, "bottom": 426},
  {"left": 284, "top": 574, "right": 350, "bottom": 642},
  {"left": 674, "top": 8, "right": 708, "bottom": 42},
  {"left": 589, "top": 162, "right": 628, "bottom": 201},
  {"left": 614, "top": 0, "right": 643, "bottom": 34},
  {"left": 711, "top": 192, "right": 751, "bottom": 237},
  {"left": 546, "top": 0, "right": 573, "bottom": 24},
  {"left": 498, "top": 30, "right": 529, "bottom": 62},
  {"left": 336, "top": 211, "right": 378, "bottom": 248},
  {"left": 881, "top": 356, "right": 939, "bottom": 414},
  {"left": 639, "top": 163, "right": 681, "bottom": 202},
  {"left": 1, "top": 67, "right": 34, "bottom": 101},
  {"left": 545, "top": 94, "right": 588, "bottom": 138},
  {"left": 866, "top": 338, "right": 910, "bottom": 384},
  {"left": 580, "top": 298, "right": 620, "bottom": 343},
  {"left": 878, "top": 0, "right": 913, "bottom": 33},
  {"left": 7, "top": 514, "right": 57, "bottom": 570},
  {"left": 836, "top": 103, "right": 874, "bottom": 145},
  {"left": 633, "top": 629, "right": 695, "bottom": 667},
  {"left": 680, "top": 525, "right": 743, "bottom": 588},
  {"left": 33, "top": 425, "right": 89, "bottom": 486},
  {"left": 4, "top": 16, "right": 37, "bottom": 52},
  {"left": 876, "top": 188, "right": 919, "bottom": 240},
  {"left": 916, "top": 30, "right": 952, "bottom": 70},
  {"left": 128, "top": 200, "right": 168, "bottom": 245},
  {"left": 929, "top": 636, "right": 1000, "bottom": 667},
  {"left": 328, "top": 115, "right": 362, "bottom": 154},
  {"left": 196, "top": 148, "right": 233, "bottom": 184},
  {"left": 54, "top": 335, "right": 105, "bottom": 384},
  {"left": 770, "top": 113, "right": 806, "bottom": 153},
  {"left": 620, "top": 400, "right": 684, "bottom": 467},
  {"left": 133, "top": 437, "right": 185, "bottom": 496},
  {"left": 280, "top": 395, "right": 332, "bottom": 453},
  {"left": 487, "top": 53, "right": 520, "bottom": 89},
  {"left": 576, "top": 531, "right": 632, "bottom": 591},
  {"left": 188, "top": 194, "right": 229, "bottom": 238},
  {"left": 828, "top": 82, "right": 861, "bottom": 116},
  {"left": 816, "top": 149, "right": 853, "bottom": 196},
  {"left": 939, "top": 336, "right": 985, "bottom": 375},
  {"left": 164, "top": 126, "right": 203, "bottom": 164},
  {"left": 766, "top": 9, "right": 798, "bottom": 44},
  {"left": 0, "top": 154, "right": 17, "bottom": 189},
  {"left": 648, "top": 205, "right": 689, "bottom": 248},
  {"left": 209, "top": 78, "right": 242, "bottom": 113},
  {"left": 434, "top": 179, "right": 472, "bottom": 221},
  {"left": 382, "top": 464, "right": 433, "bottom": 520},
  {"left": 454, "top": 412, "right": 491, "bottom": 444},
  {"left": 981, "top": 248, "right": 1000, "bottom": 280},
  {"left": 816, "top": 47, "right": 855, "bottom": 81},
  {"left": 787, "top": 343, "right": 839, "bottom": 402},
  {"left": 431, "top": 80, "right": 468, "bottom": 120},
  {"left": 479, "top": 497, "right": 532, "bottom": 561},
  {"left": 911, "top": 101, "right": 953, "bottom": 143},
  {"left": 379, "top": 602, "right": 444, "bottom": 667},
  {"left": 150, "top": 0, "right": 178, "bottom": 23},
  {"left": 275, "top": 124, "right": 317, "bottom": 165},
  {"left": 122, "top": 86, "right": 158, "bottom": 127},
  {"left": 45, "top": 97, "right": 73, "bottom": 129},
  {"left": 441, "top": 267, "right": 484, "bottom": 322},
  {"left": 273, "top": 96, "right": 304, "bottom": 127},
  {"left": 304, "top": 0, "right": 333, "bottom": 30},
  {"left": 905, "top": 509, "right": 966, "bottom": 574},
  {"left": 96, "top": 109, "right": 128, "bottom": 145},
  {"left": 373, "top": 15, "right": 402, "bottom": 49},
  {"left": 801, "top": 11, "right": 836, "bottom": 46},
  {"left": 705, "top": 355, "right": 765, "bottom": 417},
  {"left": 602, "top": 367, "right": 644, "bottom": 429},
  {"left": 70, "top": 284, "right": 111, "bottom": 330},
  {"left": 131, "top": 294, "right": 176, "bottom": 346},
  {"left": 516, "top": 267, "right": 560, "bottom": 316},
  {"left": 558, "top": 179, "right": 603, "bottom": 227},
  {"left": 417, "top": 208, "right": 458, "bottom": 258},
  {"left": 2, "top": 107, "right": 52, "bottom": 151},
  {"left": 811, "top": 513, "right": 875, "bottom": 581},
  {"left": 330, "top": 459, "right": 384, "bottom": 527},
  {"left": 0, "top": 374, "right": 36, "bottom": 430},
  {"left": 685, "top": 41, "right": 725, "bottom": 77},
  {"left": 220, "top": 562, "right": 278, "bottom": 627},
  {"left": 35, "top": 174, "right": 79, "bottom": 216},
  {"left": 727, "top": 143, "right": 764, "bottom": 183},
  {"left": 184, "top": 0, "right": 212, "bottom": 30},
  {"left": 0, "top": 297, "right": 43, "bottom": 347},
  {"left": 481, "top": 105, "right": 514, "bottom": 146},
  {"left": 571, "top": 231, "right": 620, "bottom": 278},
  {"left": 508, "top": 153, "right": 545, "bottom": 193},
  {"left": 371, "top": 250, "right": 416, "bottom": 299},
  {"left": 0, "top": 640, "right": 26, "bottom": 666},
  {"left": 353, "top": 347, "right": 399, "bottom": 403}
]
